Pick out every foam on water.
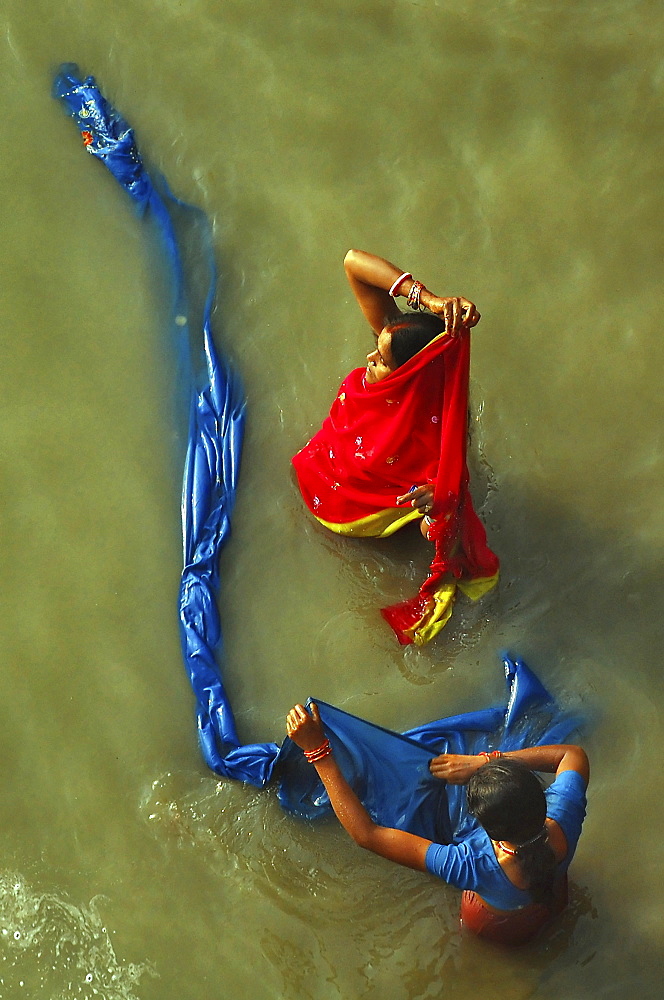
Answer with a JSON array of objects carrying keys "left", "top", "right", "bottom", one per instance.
[{"left": 0, "top": 873, "right": 154, "bottom": 999}]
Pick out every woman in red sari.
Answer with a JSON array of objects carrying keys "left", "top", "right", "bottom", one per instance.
[{"left": 292, "top": 250, "right": 499, "bottom": 645}]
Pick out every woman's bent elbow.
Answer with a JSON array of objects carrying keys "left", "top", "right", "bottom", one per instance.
[
  {"left": 344, "top": 248, "right": 361, "bottom": 272},
  {"left": 353, "top": 829, "right": 377, "bottom": 852}
]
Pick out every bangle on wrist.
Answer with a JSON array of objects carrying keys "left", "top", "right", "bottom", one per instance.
[
  {"left": 303, "top": 738, "right": 332, "bottom": 763},
  {"left": 407, "top": 279, "right": 425, "bottom": 311},
  {"left": 479, "top": 750, "right": 503, "bottom": 764},
  {"left": 388, "top": 271, "right": 412, "bottom": 297}
]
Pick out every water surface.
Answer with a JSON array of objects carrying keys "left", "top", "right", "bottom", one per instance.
[{"left": 0, "top": 1, "right": 662, "bottom": 997}]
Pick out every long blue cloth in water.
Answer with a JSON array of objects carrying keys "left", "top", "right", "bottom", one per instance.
[
  {"left": 54, "top": 68, "right": 581, "bottom": 840},
  {"left": 54, "top": 64, "right": 278, "bottom": 785}
]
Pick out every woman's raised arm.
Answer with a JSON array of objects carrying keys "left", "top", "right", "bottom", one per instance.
[
  {"left": 344, "top": 249, "right": 480, "bottom": 337},
  {"left": 503, "top": 745, "right": 590, "bottom": 785},
  {"left": 430, "top": 745, "right": 590, "bottom": 788},
  {"left": 286, "top": 702, "right": 432, "bottom": 871},
  {"left": 343, "top": 249, "right": 406, "bottom": 333}
]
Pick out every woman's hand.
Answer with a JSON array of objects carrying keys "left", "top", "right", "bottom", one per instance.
[
  {"left": 422, "top": 293, "right": 480, "bottom": 336},
  {"left": 395, "top": 484, "right": 434, "bottom": 514},
  {"left": 429, "top": 753, "right": 484, "bottom": 784},
  {"left": 286, "top": 702, "right": 326, "bottom": 753}
]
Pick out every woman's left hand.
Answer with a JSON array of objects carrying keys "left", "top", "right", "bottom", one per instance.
[
  {"left": 429, "top": 753, "right": 484, "bottom": 784},
  {"left": 423, "top": 294, "right": 480, "bottom": 336},
  {"left": 286, "top": 702, "right": 326, "bottom": 753}
]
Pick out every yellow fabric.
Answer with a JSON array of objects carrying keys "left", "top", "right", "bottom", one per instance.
[
  {"left": 408, "top": 581, "right": 457, "bottom": 646},
  {"left": 313, "top": 506, "right": 422, "bottom": 538},
  {"left": 408, "top": 572, "right": 500, "bottom": 646},
  {"left": 312, "top": 510, "right": 500, "bottom": 646},
  {"left": 457, "top": 572, "right": 500, "bottom": 601}
]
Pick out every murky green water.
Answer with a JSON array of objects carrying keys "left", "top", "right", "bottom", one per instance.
[{"left": 0, "top": 1, "right": 662, "bottom": 997}]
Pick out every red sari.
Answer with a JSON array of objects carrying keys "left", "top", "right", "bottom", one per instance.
[{"left": 292, "top": 329, "right": 499, "bottom": 645}]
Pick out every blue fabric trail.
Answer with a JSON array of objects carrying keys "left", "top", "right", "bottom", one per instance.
[{"left": 54, "top": 64, "right": 278, "bottom": 784}]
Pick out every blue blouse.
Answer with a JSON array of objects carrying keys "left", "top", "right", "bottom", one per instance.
[{"left": 425, "top": 770, "right": 587, "bottom": 910}]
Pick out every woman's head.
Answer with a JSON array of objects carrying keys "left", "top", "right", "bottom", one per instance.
[
  {"left": 467, "top": 758, "right": 546, "bottom": 844},
  {"left": 467, "top": 759, "right": 557, "bottom": 906},
  {"left": 365, "top": 313, "right": 445, "bottom": 383}
]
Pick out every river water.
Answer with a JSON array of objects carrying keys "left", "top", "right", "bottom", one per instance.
[{"left": 0, "top": 1, "right": 662, "bottom": 997}]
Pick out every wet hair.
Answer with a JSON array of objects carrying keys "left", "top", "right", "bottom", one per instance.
[
  {"left": 466, "top": 758, "right": 557, "bottom": 906},
  {"left": 385, "top": 312, "right": 445, "bottom": 368}
]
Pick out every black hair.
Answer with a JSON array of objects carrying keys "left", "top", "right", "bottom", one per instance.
[
  {"left": 466, "top": 758, "right": 557, "bottom": 906},
  {"left": 385, "top": 312, "right": 445, "bottom": 368}
]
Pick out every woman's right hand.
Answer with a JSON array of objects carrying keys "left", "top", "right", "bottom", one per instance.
[
  {"left": 423, "top": 294, "right": 480, "bottom": 336},
  {"left": 286, "top": 702, "right": 326, "bottom": 753},
  {"left": 396, "top": 484, "right": 434, "bottom": 514}
]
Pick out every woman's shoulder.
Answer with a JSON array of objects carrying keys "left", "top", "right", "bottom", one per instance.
[
  {"left": 425, "top": 828, "right": 498, "bottom": 883},
  {"left": 545, "top": 769, "right": 587, "bottom": 860},
  {"left": 546, "top": 768, "right": 588, "bottom": 802}
]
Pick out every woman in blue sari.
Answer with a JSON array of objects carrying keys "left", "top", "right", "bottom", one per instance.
[{"left": 286, "top": 702, "right": 589, "bottom": 946}]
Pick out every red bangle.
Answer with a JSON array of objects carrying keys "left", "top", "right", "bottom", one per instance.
[
  {"left": 479, "top": 750, "right": 503, "bottom": 763},
  {"left": 303, "top": 739, "right": 332, "bottom": 763}
]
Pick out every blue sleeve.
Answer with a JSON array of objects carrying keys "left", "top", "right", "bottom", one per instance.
[
  {"left": 545, "top": 769, "right": 587, "bottom": 862},
  {"left": 425, "top": 836, "right": 529, "bottom": 910},
  {"left": 425, "top": 839, "right": 485, "bottom": 892}
]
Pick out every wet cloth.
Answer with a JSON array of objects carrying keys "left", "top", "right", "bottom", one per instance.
[
  {"left": 277, "top": 658, "right": 583, "bottom": 838},
  {"left": 57, "top": 73, "right": 586, "bottom": 945},
  {"left": 292, "top": 330, "right": 499, "bottom": 645},
  {"left": 55, "top": 65, "right": 277, "bottom": 785}
]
